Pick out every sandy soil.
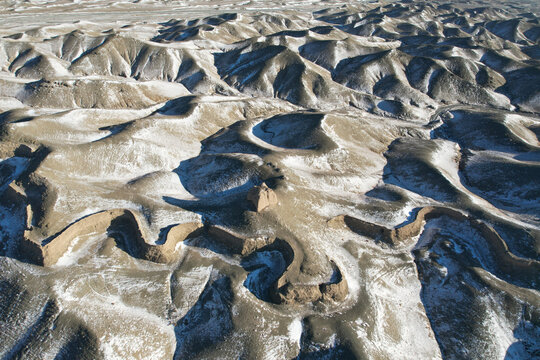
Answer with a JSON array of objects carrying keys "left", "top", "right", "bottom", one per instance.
[{"left": 0, "top": 0, "right": 539, "bottom": 359}]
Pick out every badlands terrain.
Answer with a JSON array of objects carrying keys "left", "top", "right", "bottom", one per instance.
[{"left": 0, "top": 0, "right": 539, "bottom": 358}]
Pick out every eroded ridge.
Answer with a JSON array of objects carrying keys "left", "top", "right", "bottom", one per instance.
[
  {"left": 0, "top": 0, "right": 539, "bottom": 358},
  {"left": 207, "top": 225, "right": 348, "bottom": 305},
  {"left": 3, "top": 180, "right": 348, "bottom": 305},
  {"left": 330, "top": 206, "right": 540, "bottom": 285},
  {"left": 16, "top": 207, "right": 203, "bottom": 266}
]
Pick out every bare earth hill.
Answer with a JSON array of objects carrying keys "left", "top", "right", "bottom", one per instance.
[{"left": 0, "top": 0, "right": 539, "bottom": 359}]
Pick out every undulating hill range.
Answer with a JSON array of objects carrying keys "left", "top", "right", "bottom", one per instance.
[{"left": 0, "top": 0, "right": 539, "bottom": 358}]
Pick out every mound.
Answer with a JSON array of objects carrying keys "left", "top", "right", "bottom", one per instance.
[
  {"left": 461, "top": 152, "right": 540, "bottom": 217},
  {"left": 252, "top": 112, "right": 332, "bottom": 150},
  {"left": 433, "top": 109, "right": 539, "bottom": 153},
  {"left": 175, "top": 154, "right": 262, "bottom": 198},
  {"left": 0, "top": 0, "right": 539, "bottom": 359}
]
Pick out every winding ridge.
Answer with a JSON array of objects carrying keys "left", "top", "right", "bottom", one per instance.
[{"left": 0, "top": 0, "right": 539, "bottom": 358}]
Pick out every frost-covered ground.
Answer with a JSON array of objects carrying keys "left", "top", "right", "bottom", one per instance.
[{"left": 0, "top": 0, "right": 539, "bottom": 358}]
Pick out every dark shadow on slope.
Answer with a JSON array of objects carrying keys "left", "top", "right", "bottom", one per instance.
[
  {"left": 105, "top": 216, "right": 145, "bottom": 259},
  {"left": 0, "top": 157, "right": 31, "bottom": 194},
  {"left": 504, "top": 313, "right": 540, "bottom": 359},
  {"left": 156, "top": 95, "right": 197, "bottom": 116},
  {"left": 163, "top": 196, "right": 251, "bottom": 228},
  {"left": 164, "top": 118, "right": 284, "bottom": 227},
  {"left": 459, "top": 152, "right": 540, "bottom": 219},
  {"left": 53, "top": 326, "right": 104, "bottom": 360},
  {"left": 271, "top": 30, "right": 308, "bottom": 38},
  {"left": 273, "top": 63, "right": 307, "bottom": 104},
  {"left": 174, "top": 274, "right": 233, "bottom": 360},
  {"left": 296, "top": 345, "right": 357, "bottom": 360},
  {"left": 66, "top": 35, "right": 109, "bottom": 64},
  {"left": 491, "top": 222, "right": 540, "bottom": 262},
  {"left": 497, "top": 67, "right": 540, "bottom": 112},
  {"left": 183, "top": 236, "right": 289, "bottom": 302},
  {"left": 252, "top": 113, "right": 326, "bottom": 150},
  {"left": 173, "top": 154, "right": 262, "bottom": 199},
  {"left": 381, "top": 138, "right": 460, "bottom": 203},
  {"left": 430, "top": 109, "right": 538, "bottom": 153},
  {"left": 295, "top": 316, "right": 358, "bottom": 360},
  {"left": 4, "top": 299, "right": 59, "bottom": 359},
  {"left": 200, "top": 123, "right": 269, "bottom": 156},
  {"left": 155, "top": 224, "right": 178, "bottom": 245},
  {"left": 154, "top": 13, "right": 237, "bottom": 42},
  {"left": 365, "top": 187, "right": 405, "bottom": 202},
  {"left": 214, "top": 45, "right": 287, "bottom": 83},
  {"left": 241, "top": 248, "right": 287, "bottom": 302},
  {"left": 93, "top": 121, "right": 134, "bottom": 143},
  {"left": 182, "top": 231, "right": 296, "bottom": 304},
  {"left": 413, "top": 216, "right": 540, "bottom": 359}
]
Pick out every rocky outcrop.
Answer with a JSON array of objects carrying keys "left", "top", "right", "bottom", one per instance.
[
  {"left": 206, "top": 225, "right": 348, "bottom": 305},
  {"left": 207, "top": 225, "right": 274, "bottom": 255},
  {"left": 246, "top": 183, "right": 277, "bottom": 212},
  {"left": 16, "top": 208, "right": 203, "bottom": 266},
  {"left": 330, "top": 206, "right": 540, "bottom": 284},
  {"left": 137, "top": 220, "right": 204, "bottom": 263},
  {"left": 11, "top": 204, "right": 348, "bottom": 304},
  {"left": 320, "top": 264, "right": 348, "bottom": 302},
  {"left": 2, "top": 182, "right": 27, "bottom": 208},
  {"left": 329, "top": 206, "right": 473, "bottom": 246},
  {"left": 275, "top": 264, "right": 348, "bottom": 304}
]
